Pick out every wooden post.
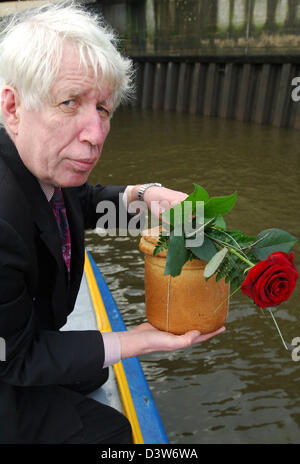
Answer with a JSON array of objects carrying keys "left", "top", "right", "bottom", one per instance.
[
  {"left": 141, "top": 62, "right": 154, "bottom": 109},
  {"left": 176, "top": 62, "right": 191, "bottom": 113},
  {"left": 189, "top": 63, "right": 201, "bottom": 114},
  {"left": 164, "top": 62, "right": 179, "bottom": 111},
  {"left": 291, "top": 99, "right": 300, "bottom": 130},
  {"left": 132, "top": 62, "right": 144, "bottom": 107},
  {"left": 273, "top": 64, "right": 293, "bottom": 127},
  {"left": 203, "top": 63, "right": 219, "bottom": 117},
  {"left": 219, "top": 63, "right": 237, "bottom": 119},
  {"left": 254, "top": 64, "right": 272, "bottom": 124},
  {"left": 236, "top": 64, "right": 253, "bottom": 122},
  {"left": 153, "top": 63, "right": 167, "bottom": 110}
]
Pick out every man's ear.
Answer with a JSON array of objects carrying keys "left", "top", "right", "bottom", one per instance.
[{"left": 1, "top": 86, "right": 21, "bottom": 136}]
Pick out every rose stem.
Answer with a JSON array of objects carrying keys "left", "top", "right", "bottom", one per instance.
[
  {"left": 267, "top": 308, "right": 288, "bottom": 350},
  {"left": 213, "top": 285, "right": 241, "bottom": 314},
  {"left": 226, "top": 246, "right": 254, "bottom": 268}
]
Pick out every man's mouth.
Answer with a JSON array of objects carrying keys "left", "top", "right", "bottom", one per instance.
[{"left": 68, "top": 158, "right": 97, "bottom": 171}]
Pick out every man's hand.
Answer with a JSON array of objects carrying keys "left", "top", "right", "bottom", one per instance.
[
  {"left": 129, "top": 185, "right": 187, "bottom": 218},
  {"left": 117, "top": 323, "right": 225, "bottom": 359}
]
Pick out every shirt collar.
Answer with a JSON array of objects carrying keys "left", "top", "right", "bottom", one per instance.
[{"left": 39, "top": 181, "right": 55, "bottom": 202}]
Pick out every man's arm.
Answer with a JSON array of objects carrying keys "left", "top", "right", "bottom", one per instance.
[
  {"left": 118, "top": 323, "right": 225, "bottom": 359},
  {"left": 74, "top": 182, "right": 128, "bottom": 230},
  {"left": 127, "top": 184, "right": 188, "bottom": 217},
  {"left": 0, "top": 219, "right": 105, "bottom": 387},
  {"left": 74, "top": 182, "right": 188, "bottom": 231}
]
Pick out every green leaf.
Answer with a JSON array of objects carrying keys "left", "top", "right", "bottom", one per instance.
[
  {"left": 216, "top": 272, "right": 223, "bottom": 282},
  {"left": 153, "top": 233, "right": 169, "bottom": 257},
  {"left": 213, "top": 215, "right": 226, "bottom": 229},
  {"left": 161, "top": 202, "right": 183, "bottom": 228},
  {"left": 191, "top": 236, "right": 217, "bottom": 262},
  {"left": 252, "top": 228, "right": 298, "bottom": 260},
  {"left": 184, "top": 184, "right": 208, "bottom": 219},
  {"left": 204, "top": 247, "right": 228, "bottom": 278},
  {"left": 161, "top": 184, "right": 207, "bottom": 228},
  {"left": 164, "top": 227, "right": 189, "bottom": 277},
  {"left": 185, "top": 184, "right": 209, "bottom": 203},
  {"left": 204, "top": 192, "right": 237, "bottom": 218}
]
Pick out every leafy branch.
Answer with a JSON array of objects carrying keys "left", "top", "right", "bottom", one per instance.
[
  {"left": 152, "top": 234, "right": 169, "bottom": 257},
  {"left": 153, "top": 184, "right": 298, "bottom": 287}
]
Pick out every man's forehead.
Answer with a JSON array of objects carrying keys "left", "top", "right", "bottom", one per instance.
[
  {"left": 53, "top": 44, "right": 107, "bottom": 89},
  {"left": 54, "top": 84, "right": 113, "bottom": 100},
  {"left": 51, "top": 68, "right": 114, "bottom": 105}
]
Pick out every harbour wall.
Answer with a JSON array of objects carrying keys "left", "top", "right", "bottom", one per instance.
[{"left": 91, "top": 0, "right": 300, "bottom": 129}]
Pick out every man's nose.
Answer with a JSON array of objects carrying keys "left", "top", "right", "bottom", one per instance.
[{"left": 78, "top": 110, "right": 109, "bottom": 146}]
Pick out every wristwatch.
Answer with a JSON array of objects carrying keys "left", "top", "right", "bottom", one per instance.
[{"left": 137, "top": 183, "right": 163, "bottom": 201}]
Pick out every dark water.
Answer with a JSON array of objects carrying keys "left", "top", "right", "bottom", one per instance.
[{"left": 86, "top": 107, "right": 300, "bottom": 444}]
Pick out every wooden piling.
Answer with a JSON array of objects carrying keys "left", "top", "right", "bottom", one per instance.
[
  {"left": 141, "top": 62, "right": 154, "bottom": 109},
  {"left": 189, "top": 63, "right": 199, "bottom": 114},
  {"left": 176, "top": 62, "right": 192, "bottom": 113},
  {"left": 273, "top": 64, "right": 293, "bottom": 127},
  {"left": 236, "top": 64, "right": 253, "bottom": 122},
  {"left": 203, "top": 63, "right": 219, "bottom": 117},
  {"left": 153, "top": 63, "right": 167, "bottom": 110},
  {"left": 132, "top": 62, "right": 144, "bottom": 107},
  {"left": 254, "top": 64, "right": 273, "bottom": 124},
  {"left": 164, "top": 62, "right": 179, "bottom": 111},
  {"left": 219, "top": 63, "right": 237, "bottom": 119},
  {"left": 130, "top": 58, "right": 299, "bottom": 130}
]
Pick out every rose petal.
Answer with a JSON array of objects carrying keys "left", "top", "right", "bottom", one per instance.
[{"left": 241, "top": 251, "right": 299, "bottom": 308}]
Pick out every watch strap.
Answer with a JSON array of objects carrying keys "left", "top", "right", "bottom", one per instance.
[{"left": 137, "top": 183, "right": 163, "bottom": 201}]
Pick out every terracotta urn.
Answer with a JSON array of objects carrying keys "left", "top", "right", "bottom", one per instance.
[{"left": 139, "top": 228, "right": 230, "bottom": 335}]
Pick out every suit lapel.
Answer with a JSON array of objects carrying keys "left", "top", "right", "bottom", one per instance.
[
  {"left": 0, "top": 130, "right": 64, "bottom": 265},
  {"left": 0, "top": 129, "right": 70, "bottom": 325}
]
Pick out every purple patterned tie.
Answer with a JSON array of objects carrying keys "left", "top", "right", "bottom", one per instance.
[{"left": 50, "top": 187, "right": 71, "bottom": 277}]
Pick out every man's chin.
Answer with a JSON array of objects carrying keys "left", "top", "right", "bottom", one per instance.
[{"left": 56, "top": 172, "right": 90, "bottom": 188}]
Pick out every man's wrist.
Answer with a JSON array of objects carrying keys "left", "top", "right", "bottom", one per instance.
[
  {"left": 126, "top": 186, "right": 133, "bottom": 205},
  {"left": 102, "top": 332, "right": 121, "bottom": 368},
  {"left": 129, "top": 183, "right": 164, "bottom": 204},
  {"left": 127, "top": 185, "right": 142, "bottom": 204},
  {"left": 137, "top": 183, "right": 163, "bottom": 202},
  {"left": 118, "top": 330, "right": 148, "bottom": 359}
]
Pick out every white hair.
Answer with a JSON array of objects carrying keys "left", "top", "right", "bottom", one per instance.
[{"left": 0, "top": 1, "right": 134, "bottom": 123}]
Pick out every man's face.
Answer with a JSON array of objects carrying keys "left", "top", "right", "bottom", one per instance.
[{"left": 13, "top": 44, "right": 113, "bottom": 187}]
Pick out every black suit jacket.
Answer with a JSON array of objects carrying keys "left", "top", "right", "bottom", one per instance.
[{"left": 0, "top": 128, "right": 127, "bottom": 443}]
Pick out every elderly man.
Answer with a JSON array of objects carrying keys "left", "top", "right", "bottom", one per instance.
[{"left": 0, "top": 2, "right": 224, "bottom": 444}]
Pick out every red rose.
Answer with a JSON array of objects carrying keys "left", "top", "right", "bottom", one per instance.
[{"left": 241, "top": 251, "right": 299, "bottom": 308}]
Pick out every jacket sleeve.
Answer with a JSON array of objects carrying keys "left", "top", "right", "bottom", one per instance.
[
  {"left": 0, "top": 218, "right": 105, "bottom": 387},
  {"left": 74, "top": 182, "right": 130, "bottom": 230}
]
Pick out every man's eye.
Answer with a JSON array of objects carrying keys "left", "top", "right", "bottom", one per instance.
[
  {"left": 62, "top": 100, "right": 75, "bottom": 107},
  {"left": 97, "top": 105, "right": 110, "bottom": 118}
]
